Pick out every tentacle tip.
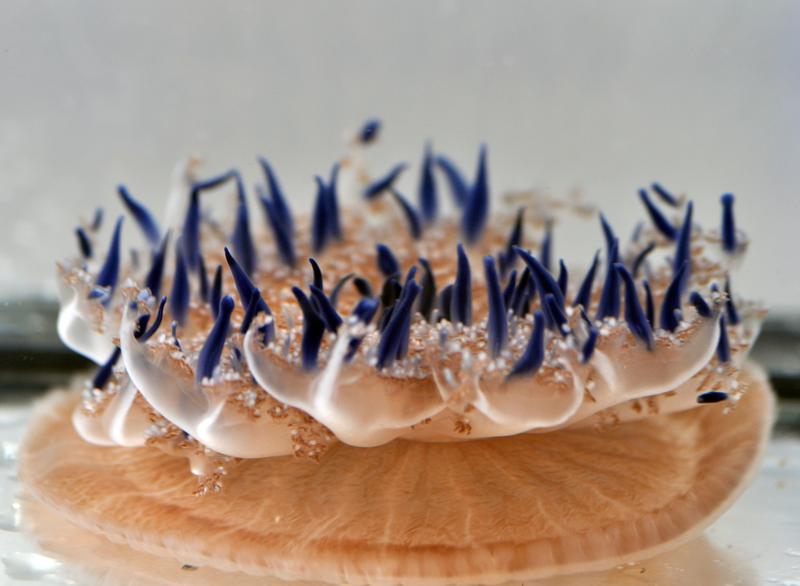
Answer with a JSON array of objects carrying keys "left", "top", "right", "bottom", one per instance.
[
  {"left": 359, "top": 118, "right": 381, "bottom": 144},
  {"left": 697, "top": 391, "right": 729, "bottom": 404}
]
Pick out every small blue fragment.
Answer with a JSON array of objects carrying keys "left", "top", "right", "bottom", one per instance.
[
  {"left": 230, "top": 173, "right": 256, "bottom": 277},
  {"left": 438, "top": 284, "right": 453, "bottom": 322},
  {"left": 138, "top": 297, "right": 167, "bottom": 343},
  {"left": 631, "top": 221, "right": 644, "bottom": 244},
  {"left": 90, "top": 207, "right": 104, "bottom": 232},
  {"left": 483, "top": 256, "right": 507, "bottom": 357},
  {"left": 660, "top": 261, "right": 688, "bottom": 332},
  {"left": 196, "top": 296, "right": 235, "bottom": 382},
  {"left": 615, "top": 263, "right": 654, "bottom": 349},
  {"left": 499, "top": 207, "right": 524, "bottom": 277},
  {"left": 309, "top": 258, "right": 324, "bottom": 291},
  {"left": 572, "top": 251, "right": 599, "bottom": 310},
  {"left": 134, "top": 313, "right": 150, "bottom": 339},
  {"left": 461, "top": 145, "right": 489, "bottom": 244},
  {"left": 502, "top": 270, "right": 517, "bottom": 310},
  {"left": 697, "top": 391, "right": 729, "bottom": 404},
  {"left": 183, "top": 170, "right": 237, "bottom": 273},
  {"left": 329, "top": 273, "right": 354, "bottom": 310},
  {"left": 117, "top": 184, "right": 161, "bottom": 247},
  {"left": 543, "top": 293, "right": 568, "bottom": 336},
  {"left": 673, "top": 202, "right": 694, "bottom": 288},
  {"left": 418, "top": 143, "right": 438, "bottom": 223},
  {"left": 292, "top": 287, "right": 326, "bottom": 371},
  {"left": 403, "top": 265, "right": 418, "bottom": 286},
  {"left": 514, "top": 247, "right": 565, "bottom": 310},
  {"left": 171, "top": 321, "right": 182, "bottom": 351},
  {"left": 240, "top": 289, "right": 265, "bottom": 334},
  {"left": 75, "top": 227, "right": 92, "bottom": 259},
  {"left": 417, "top": 258, "right": 437, "bottom": 321},
  {"left": 91, "top": 347, "right": 121, "bottom": 389},
  {"left": 181, "top": 191, "right": 201, "bottom": 272},
  {"left": 580, "top": 326, "right": 598, "bottom": 363},
  {"left": 651, "top": 182, "right": 680, "bottom": 207},
  {"left": 639, "top": 189, "right": 677, "bottom": 240},
  {"left": 510, "top": 268, "right": 533, "bottom": 317},
  {"left": 379, "top": 276, "right": 402, "bottom": 317},
  {"left": 724, "top": 277, "right": 740, "bottom": 325},
  {"left": 353, "top": 297, "right": 380, "bottom": 324},
  {"left": 197, "top": 253, "right": 210, "bottom": 303},
  {"left": 377, "top": 280, "right": 420, "bottom": 369},
  {"left": 376, "top": 244, "right": 400, "bottom": 277},
  {"left": 94, "top": 216, "right": 124, "bottom": 305},
  {"left": 364, "top": 164, "right": 407, "bottom": 199},
  {"left": 309, "top": 285, "right": 343, "bottom": 333},
  {"left": 540, "top": 221, "right": 553, "bottom": 273},
  {"left": 689, "top": 291, "right": 712, "bottom": 318},
  {"left": 599, "top": 213, "right": 616, "bottom": 257},
  {"left": 225, "top": 247, "right": 265, "bottom": 312},
  {"left": 721, "top": 193, "right": 737, "bottom": 253},
  {"left": 717, "top": 315, "right": 731, "bottom": 363},
  {"left": 210, "top": 265, "right": 223, "bottom": 319},
  {"left": 643, "top": 280, "right": 655, "bottom": 328},
  {"left": 326, "top": 163, "right": 342, "bottom": 241},
  {"left": 258, "top": 157, "right": 294, "bottom": 233},
  {"left": 346, "top": 298, "right": 380, "bottom": 362},
  {"left": 258, "top": 187, "right": 296, "bottom": 267},
  {"left": 169, "top": 238, "right": 190, "bottom": 326},
  {"left": 257, "top": 319, "right": 275, "bottom": 347},
  {"left": 507, "top": 311, "right": 545, "bottom": 379},
  {"left": 192, "top": 170, "right": 237, "bottom": 193},
  {"left": 434, "top": 155, "right": 469, "bottom": 207},
  {"left": 392, "top": 189, "right": 422, "bottom": 239},
  {"left": 311, "top": 176, "right": 329, "bottom": 253},
  {"left": 451, "top": 244, "right": 472, "bottom": 325},
  {"left": 359, "top": 118, "right": 381, "bottom": 144},
  {"left": 557, "top": 259, "right": 568, "bottom": 297},
  {"left": 631, "top": 241, "right": 656, "bottom": 278},
  {"left": 595, "top": 240, "right": 621, "bottom": 320}
]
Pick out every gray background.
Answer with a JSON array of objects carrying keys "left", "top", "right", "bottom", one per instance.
[{"left": 1, "top": 0, "right": 798, "bottom": 310}]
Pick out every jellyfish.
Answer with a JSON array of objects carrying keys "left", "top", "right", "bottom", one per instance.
[{"left": 20, "top": 122, "right": 772, "bottom": 584}]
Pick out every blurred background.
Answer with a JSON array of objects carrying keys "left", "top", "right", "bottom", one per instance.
[
  {"left": 0, "top": 4, "right": 799, "bottom": 582},
  {"left": 0, "top": 0, "right": 798, "bottom": 390}
]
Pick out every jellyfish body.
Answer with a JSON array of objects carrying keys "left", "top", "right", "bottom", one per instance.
[{"left": 21, "top": 131, "right": 772, "bottom": 584}]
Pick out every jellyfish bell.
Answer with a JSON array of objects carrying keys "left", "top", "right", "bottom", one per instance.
[
  {"left": 19, "top": 365, "right": 774, "bottom": 584},
  {"left": 20, "top": 132, "right": 773, "bottom": 584}
]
